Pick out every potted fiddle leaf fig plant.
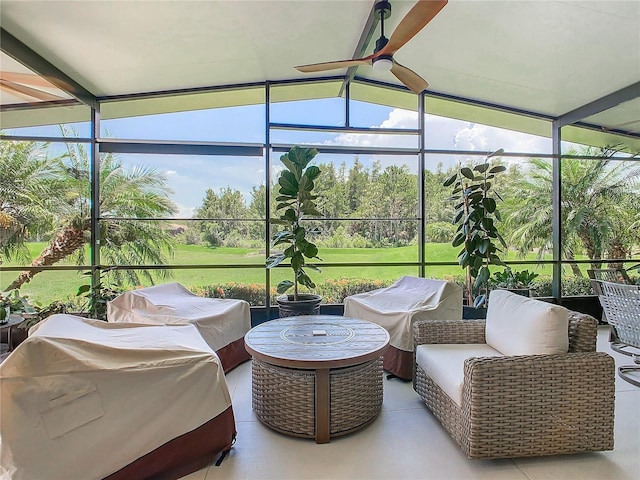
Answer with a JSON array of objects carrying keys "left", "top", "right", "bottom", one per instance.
[
  {"left": 266, "top": 146, "right": 323, "bottom": 317},
  {"left": 443, "top": 149, "right": 507, "bottom": 314}
]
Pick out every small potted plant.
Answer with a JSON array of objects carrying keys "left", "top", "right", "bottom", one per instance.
[
  {"left": 0, "top": 290, "right": 65, "bottom": 350},
  {"left": 491, "top": 267, "right": 539, "bottom": 297},
  {"left": 266, "top": 146, "right": 323, "bottom": 317},
  {"left": 443, "top": 149, "right": 507, "bottom": 315}
]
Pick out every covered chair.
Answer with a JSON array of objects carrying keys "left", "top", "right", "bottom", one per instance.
[
  {"left": 413, "top": 290, "right": 615, "bottom": 459},
  {"left": 0, "top": 314, "right": 236, "bottom": 480},
  {"left": 596, "top": 280, "right": 640, "bottom": 387},
  {"left": 344, "top": 276, "right": 462, "bottom": 379},
  {"left": 107, "top": 282, "right": 251, "bottom": 372}
]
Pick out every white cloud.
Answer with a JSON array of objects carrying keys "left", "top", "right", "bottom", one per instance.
[
  {"left": 320, "top": 108, "right": 552, "bottom": 172},
  {"left": 174, "top": 203, "right": 196, "bottom": 218}
]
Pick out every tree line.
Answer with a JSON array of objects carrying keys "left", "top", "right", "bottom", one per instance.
[
  {"left": 1, "top": 134, "right": 639, "bottom": 293},
  {"left": 194, "top": 148, "right": 640, "bottom": 275}
]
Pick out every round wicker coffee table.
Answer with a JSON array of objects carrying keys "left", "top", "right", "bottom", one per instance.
[{"left": 244, "top": 315, "right": 389, "bottom": 443}]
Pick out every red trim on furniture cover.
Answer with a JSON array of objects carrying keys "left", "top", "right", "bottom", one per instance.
[
  {"left": 103, "top": 406, "right": 236, "bottom": 480},
  {"left": 217, "top": 337, "right": 251, "bottom": 373},
  {"left": 383, "top": 345, "right": 413, "bottom": 380}
]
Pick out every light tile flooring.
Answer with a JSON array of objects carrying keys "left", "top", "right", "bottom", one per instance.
[{"left": 184, "top": 326, "right": 639, "bottom": 480}]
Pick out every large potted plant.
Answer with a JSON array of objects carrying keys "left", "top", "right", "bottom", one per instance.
[
  {"left": 266, "top": 146, "right": 323, "bottom": 317},
  {"left": 443, "top": 149, "right": 507, "bottom": 314}
]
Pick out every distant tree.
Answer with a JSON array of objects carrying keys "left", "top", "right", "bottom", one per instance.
[
  {"left": 196, "top": 186, "right": 249, "bottom": 247},
  {"left": 316, "top": 162, "right": 347, "bottom": 238},
  {"left": 0, "top": 140, "right": 59, "bottom": 263},
  {"left": 424, "top": 165, "right": 455, "bottom": 225},
  {"left": 346, "top": 157, "right": 369, "bottom": 212},
  {"left": 504, "top": 146, "right": 640, "bottom": 274},
  {"left": 4, "top": 131, "right": 177, "bottom": 291},
  {"left": 365, "top": 164, "right": 418, "bottom": 246},
  {"left": 426, "top": 221, "right": 456, "bottom": 243},
  {"left": 247, "top": 184, "right": 267, "bottom": 243}
]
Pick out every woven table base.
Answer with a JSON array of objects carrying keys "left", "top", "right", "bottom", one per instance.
[{"left": 251, "top": 357, "right": 383, "bottom": 440}]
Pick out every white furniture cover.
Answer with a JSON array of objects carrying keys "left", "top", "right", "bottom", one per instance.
[
  {"left": 107, "top": 282, "right": 250, "bottom": 353},
  {"left": 344, "top": 276, "right": 463, "bottom": 352},
  {"left": 0, "top": 314, "right": 232, "bottom": 480}
]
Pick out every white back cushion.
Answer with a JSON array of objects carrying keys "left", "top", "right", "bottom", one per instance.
[{"left": 485, "top": 290, "right": 569, "bottom": 355}]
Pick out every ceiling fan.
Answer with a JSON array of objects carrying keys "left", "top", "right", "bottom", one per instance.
[
  {"left": 0, "top": 71, "right": 67, "bottom": 103},
  {"left": 295, "top": 0, "right": 448, "bottom": 94}
]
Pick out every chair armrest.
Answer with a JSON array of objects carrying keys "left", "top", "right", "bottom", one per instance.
[
  {"left": 414, "top": 319, "right": 486, "bottom": 347},
  {"left": 463, "top": 351, "right": 615, "bottom": 410},
  {"left": 454, "top": 351, "right": 615, "bottom": 457}
]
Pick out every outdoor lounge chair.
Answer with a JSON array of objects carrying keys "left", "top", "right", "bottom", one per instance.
[
  {"left": 596, "top": 280, "right": 640, "bottom": 387},
  {"left": 344, "top": 276, "right": 462, "bottom": 380},
  {"left": 107, "top": 282, "right": 251, "bottom": 372},
  {"left": 0, "top": 314, "right": 236, "bottom": 479},
  {"left": 413, "top": 290, "right": 615, "bottom": 459}
]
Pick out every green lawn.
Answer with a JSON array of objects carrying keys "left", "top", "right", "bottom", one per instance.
[{"left": 3, "top": 242, "right": 558, "bottom": 305}]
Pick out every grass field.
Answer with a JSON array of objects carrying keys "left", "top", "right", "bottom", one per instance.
[{"left": 2, "top": 242, "right": 559, "bottom": 305}]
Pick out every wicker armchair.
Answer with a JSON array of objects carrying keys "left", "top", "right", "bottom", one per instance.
[
  {"left": 597, "top": 281, "right": 640, "bottom": 387},
  {"left": 413, "top": 311, "right": 615, "bottom": 459}
]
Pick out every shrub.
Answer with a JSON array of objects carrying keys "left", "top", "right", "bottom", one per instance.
[
  {"left": 191, "top": 282, "right": 275, "bottom": 306},
  {"left": 426, "top": 222, "right": 457, "bottom": 243},
  {"left": 314, "top": 278, "right": 393, "bottom": 303}
]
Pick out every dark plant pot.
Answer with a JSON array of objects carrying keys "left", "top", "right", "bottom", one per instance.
[
  {"left": 276, "top": 294, "right": 322, "bottom": 318},
  {"left": 9, "top": 324, "right": 29, "bottom": 351},
  {"left": 462, "top": 305, "right": 487, "bottom": 320}
]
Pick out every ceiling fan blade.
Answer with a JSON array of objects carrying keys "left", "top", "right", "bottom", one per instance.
[
  {"left": 378, "top": 0, "right": 448, "bottom": 57},
  {"left": 295, "top": 56, "right": 373, "bottom": 73},
  {"left": 0, "top": 79, "right": 67, "bottom": 102},
  {"left": 0, "top": 71, "right": 59, "bottom": 89},
  {"left": 390, "top": 61, "right": 429, "bottom": 94}
]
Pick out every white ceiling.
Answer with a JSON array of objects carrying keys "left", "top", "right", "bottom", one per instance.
[{"left": 1, "top": 0, "right": 639, "bottom": 138}]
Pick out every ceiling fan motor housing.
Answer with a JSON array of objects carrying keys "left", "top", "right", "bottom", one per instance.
[{"left": 374, "top": 1, "right": 392, "bottom": 20}]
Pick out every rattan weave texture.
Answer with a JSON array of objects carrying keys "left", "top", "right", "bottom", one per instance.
[
  {"left": 251, "top": 358, "right": 383, "bottom": 438},
  {"left": 413, "top": 312, "right": 615, "bottom": 459},
  {"left": 252, "top": 359, "right": 316, "bottom": 437}
]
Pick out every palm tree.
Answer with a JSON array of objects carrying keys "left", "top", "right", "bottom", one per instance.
[
  {"left": 504, "top": 146, "right": 640, "bottom": 275},
  {"left": 4, "top": 133, "right": 177, "bottom": 291},
  {"left": 0, "top": 140, "right": 59, "bottom": 264}
]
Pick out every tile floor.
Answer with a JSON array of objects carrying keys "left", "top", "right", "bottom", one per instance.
[{"left": 184, "top": 326, "right": 639, "bottom": 480}]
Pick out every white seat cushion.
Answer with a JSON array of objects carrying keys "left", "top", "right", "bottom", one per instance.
[
  {"left": 416, "top": 343, "right": 503, "bottom": 406},
  {"left": 485, "top": 290, "right": 569, "bottom": 356}
]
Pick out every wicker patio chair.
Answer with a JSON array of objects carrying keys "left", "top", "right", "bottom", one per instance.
[
  {"left": 413, "top": 305, "right": 615, "bottom": 459},
  {"left": 597, "top": 280, "right": 640, "bottom": 387}
]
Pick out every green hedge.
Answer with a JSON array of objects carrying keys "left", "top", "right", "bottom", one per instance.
[
  {"left": 189, "top": 275, "right": 623, "bottom": 306},
  {"left": 190, "top": 278, "right": 395, "bottom": 305}
]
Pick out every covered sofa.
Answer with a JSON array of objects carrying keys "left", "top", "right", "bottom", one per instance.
[
  {"left": 0, "top": 314, "right": 236, "bottom": 480},
  {"left": 344, "top": 276, "right": 462, "bottom": 379},
  {"left": 107, "top": 282, "right": 251, "bottom": 372}
]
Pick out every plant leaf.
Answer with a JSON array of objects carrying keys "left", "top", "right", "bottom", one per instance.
[
  {"left": 460, "top": 167, "right": 474, "bottom": 180},
  {"left": 276, "top": 280, "right": 294, "bottom": 294},
  {"left": 443, "top": 173, "right": 458, "bottom": 187}
]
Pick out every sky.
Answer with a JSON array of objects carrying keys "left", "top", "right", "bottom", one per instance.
[{"left": 9, "top": 99, "right": 561, "bottom": 219}]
